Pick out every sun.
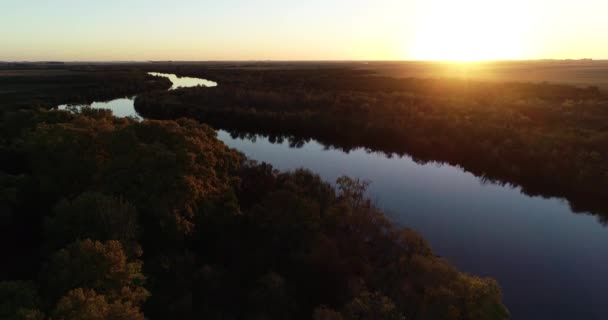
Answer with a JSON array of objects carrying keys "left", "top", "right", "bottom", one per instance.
[{"left": 411, "top": 0, "right": 529, "bottom": 61}]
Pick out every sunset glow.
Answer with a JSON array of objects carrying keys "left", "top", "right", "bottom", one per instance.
[
  {"left": 1, "top": 0, "right": 607, "bottom": 61},
  {"left": 411, "top": 0, "right": 528, "bottom": 61},
  {"left": 5, "top": 0, "right": 608, "bottom": 319}
]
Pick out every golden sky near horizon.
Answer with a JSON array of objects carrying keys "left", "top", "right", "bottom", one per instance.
[{"left": 2, "top": 0, "right": 607, "bottom": 61}]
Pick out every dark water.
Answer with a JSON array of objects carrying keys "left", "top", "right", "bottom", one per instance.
[
  {"left": 216, "top": 131, "right": 608, "bottom": 320},
  {"left": 58, "top": 73, "right": 608, "bottom": 319}
]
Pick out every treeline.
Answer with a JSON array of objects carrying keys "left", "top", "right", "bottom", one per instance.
[
  {"left": 0, "top": 68, "right": 171, "bottom": 109},
  {"left": 0, "top": 69, "right": 508, "bottom": 319},
  {"left": 134, "top": 70, "right": 608, "bottom": 220},
  {"left": 135, "top": 63, "right": 602, "bottom": 101}
]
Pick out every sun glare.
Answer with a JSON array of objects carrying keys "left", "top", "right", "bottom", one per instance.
[{"left": 411, "top": 0, "right": 529, "bottom": 61}]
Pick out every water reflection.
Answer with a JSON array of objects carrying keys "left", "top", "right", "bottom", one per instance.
[
  {"left": 148, "top": 72, "right": 217, "bottom": 90},
  {"left": 219, "top": 125, "right": 608, "bottom": 222},
  {"left": 217, "top": 129, "right": 608, "bottom": 320},
  {"left": 58, "top": 96, "right": 141, "bottom": 119},
  {"left": 54, "top": 71, "right": 608, "bottom": 319},
  {"left": 57, "top": 72, "right": 216, "bottom": 118}
]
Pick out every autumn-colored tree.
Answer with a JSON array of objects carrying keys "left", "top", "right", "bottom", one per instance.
[
  {"left": 43, "top": 240, "right": 148, "bottom": 308},
  {"left": 1, "top": 82, "right": 513, "bottom": 320},
  {"left": 53, "top": 288, "right": 144, "bottom": 320}
]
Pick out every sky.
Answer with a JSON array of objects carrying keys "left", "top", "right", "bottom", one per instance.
[{"left": 1, "top": 0, "right": 607, "bottom": 61}]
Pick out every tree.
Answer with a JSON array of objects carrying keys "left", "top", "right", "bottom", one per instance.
[
  {"left": 0, "top": 281, "right": 44, "bottom": 320},
  {"left": 52, "top": 288, "right": 144, "bottom": 320},
  {"left": 25, "top": 116, "right": 243, "bottom": 244},
  {"left": 43, "top": 240, "right": 148, "bottom": 308},
  {"left": 342, "top": 291, "right": 406, "bottom": 320},
  {"left": 45, "top": 192, "right": 140, "bottom": 255},
  {"left": 313, "top": 306, "right": 344, "bottom": 320},
  {"left": 336, "top": 176, "right": 370, "bottom": 209},
  {"left": 312, "top": 292, "right": 406, "bottom": 320}
]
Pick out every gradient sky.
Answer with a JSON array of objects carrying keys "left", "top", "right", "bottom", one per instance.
[{"left": 2, "top": 0, "right": 607, "bottom": 61}]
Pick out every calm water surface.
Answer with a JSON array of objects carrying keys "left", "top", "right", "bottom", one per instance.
[
  {"left": 58, "top": 73, "right": 608, "bottom": 320},
  {"left": 217, "top": 131, "right": 608, "bottom": 320},
  {"left": 57, "top": 72, "right": 217, "bottom": 118},
  {"left": 148, "top": 72, "right": 217, "bottom": 90}
]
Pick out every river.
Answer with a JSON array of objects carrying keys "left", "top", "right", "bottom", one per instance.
[
  {"left": 57, "top": 72, "right": 217, "bottom": 119},
  {"left": 58, "top": 72, "right": 608, "bottom": 320}
]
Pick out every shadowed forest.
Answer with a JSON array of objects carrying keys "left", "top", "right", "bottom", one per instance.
[
  {"left": 3, "top": 60, "right": 608, "bottom": 319},
  {"left": 3, "top": 0, "right": 608, "bottom": 316},
  {"left": 1, "top": 64, "right": 510, "bottom": 319},
  {"left": 134, "top": 63, "right": 608, "bottom": 222}
]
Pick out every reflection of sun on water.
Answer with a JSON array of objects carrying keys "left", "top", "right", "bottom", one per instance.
[{"left": 411, "top": 0, "right": 529, "bottom": 61}]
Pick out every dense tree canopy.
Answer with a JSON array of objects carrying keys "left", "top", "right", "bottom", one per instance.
[
  {"left": 134, "top": 67, "right": 608, "bottom": 221},
  {"left": 44, "top": 192, "right": 140, "bottom": 255},
  {"left": 0, "top": 66, "right": 509, "bottom": 319}
]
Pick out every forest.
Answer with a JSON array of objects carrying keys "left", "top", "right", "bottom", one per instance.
[
  {"left": 133, "top": 65, "right": 608, "bottom": 221},
  {"left": 1, "top": 67, "right": 170, "bottom": 108},
  {"left": 0, "top": 66, "right": 508, "bottom": 319}
]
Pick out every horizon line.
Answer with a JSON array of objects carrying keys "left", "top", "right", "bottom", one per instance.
[
  {"left": 0, "top": 58, "right": 608, "bottom": 64},
  {"left": 1, "top": 58, "right": 605, "bottom": 64}
]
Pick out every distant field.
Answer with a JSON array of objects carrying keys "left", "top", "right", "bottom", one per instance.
[
  {"left": 0, "top": 69, "right": 75, "bottom": 77},
  {"left": 217, "top": 60, "right": 608, "bottom": 90},
  {"left": 3, "top": 60, "right": 608, "bottom": 89},
  {"left": 362, "top": 60, "right": 608, "bottom": 89}
]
